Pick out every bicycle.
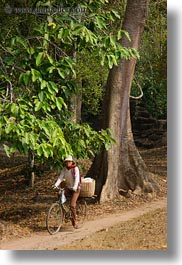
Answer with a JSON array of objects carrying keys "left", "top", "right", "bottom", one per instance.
[{"left": 46, "top": 187, "right": 87, "bottom": 235}]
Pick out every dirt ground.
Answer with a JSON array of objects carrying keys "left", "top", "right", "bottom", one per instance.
[
  {"left": 0, "top": 146, "right": 167, "bottom": 250},
  {"left": 58, "top": 205, "right": 167, "bottom": 250}
]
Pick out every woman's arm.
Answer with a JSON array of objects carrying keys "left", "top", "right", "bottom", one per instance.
[
  {"left": 54, "top": 168, "right": 65, "bottom": 187},
  {"left": 72, "top": 167, "right": 80, "bottom": 191}
]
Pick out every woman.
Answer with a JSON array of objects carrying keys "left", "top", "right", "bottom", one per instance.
[{"left": 53, "top": 155, "right": 81, "bottom": 229}]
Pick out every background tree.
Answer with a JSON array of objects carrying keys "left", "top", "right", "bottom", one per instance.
[
  {"left": 131, "top": 0, "right": 167, "bottom": 119},
  {"left": 88, "top": 0, "right": 160, "bottom": 202}
]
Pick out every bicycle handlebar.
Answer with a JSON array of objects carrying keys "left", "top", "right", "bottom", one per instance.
[{"left": 52, "top": 186, "right": 75, "bottom": 192}]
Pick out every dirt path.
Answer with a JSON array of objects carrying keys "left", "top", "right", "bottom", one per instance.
[{"left": 0, "top": 198, "right": 167, "bottom": 250}]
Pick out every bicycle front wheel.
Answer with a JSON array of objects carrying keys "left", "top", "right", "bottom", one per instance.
[
  {"left": 76, "top": 200, "right": 87, "bottom": 226},
  {"left": 46, "top": 202, "right": 64, "bottom": 235}
]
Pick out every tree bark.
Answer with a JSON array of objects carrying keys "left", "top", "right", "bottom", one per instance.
[
  {"left": 69, "top": 93, "right": 82, "bottom": 123},
  {"left": 87, "top": 0, "right": 159, "bottom": 202}
]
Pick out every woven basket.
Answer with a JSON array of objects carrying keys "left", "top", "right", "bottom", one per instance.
[{"left": 79, "top": 179, "right": 95, "bottom": 197}]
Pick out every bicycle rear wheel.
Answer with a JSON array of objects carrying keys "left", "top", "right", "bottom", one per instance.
[
  {"left": 76, "top": 200, "right": 87, "bottom": 226},
  {"left": 46, "top": 202, "right": 64, "bottom": 235}
]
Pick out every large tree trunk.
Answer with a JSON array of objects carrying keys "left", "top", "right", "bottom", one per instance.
[{"left": 87, "top": 0, "right": 159, "bottom": 202}]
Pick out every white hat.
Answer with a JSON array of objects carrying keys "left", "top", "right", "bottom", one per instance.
[{"left": 64, "top": 155, "right": 74, "bottom": 163}]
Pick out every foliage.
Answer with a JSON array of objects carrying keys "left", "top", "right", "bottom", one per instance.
[
  {"left": 131, "top": 0, "right": 167, "bottom": 118},
  {"left": 0, "top": 0, "right": 137, "bottom": 167},
  {"left": 76, "top": 51, "right": 108, "bottom": 118}
]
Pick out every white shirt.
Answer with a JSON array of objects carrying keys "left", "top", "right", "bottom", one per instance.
[{"left": 54, "top": 166, "right": 80, "bottom": 191}]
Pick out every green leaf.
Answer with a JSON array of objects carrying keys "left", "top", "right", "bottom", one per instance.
[
  {"left": 19, "top": 70, "right": 31, "bottom": 86},
  {"left": 5, "top": 122, "right": 15, "bottom": 134},
  {"left": 23, "top": 132, "right": 29, "bottom": 145},
  {"left": 36, "top": 52, "right": 44, "bottom": 66},
  {"left": 48, "top": 81, "right": 58, "bottom": 93},
  {"left": 47, "top": 54, "right": 54, "bottom": 65},
  {"left": 48, "top": 22, "right": 56, "bottom": 29},
  {"left": 40, "top": 143, "right": 52, "bottom": 158},
  {"left": 95, "top": 16, "right": 105, "bottom": 29},
  {"left": 105, "top": 142, "right": 111, "bottom": 151},
  {"left": 109, "top": 36, "right": 116, "bottom": 48},
  {"left": 58, "top": 28, "right": 64, "bottom": 39},
  {"left": 31, "top": 69, "right": 41, "bottom": 82},
  {"left": 29, "top": 133, "right": 37, "bottom": 149},
  {"left": 57, "top": 68, "right": 65, "bottom": 79},
  {"left": 40, "top": 80, "right": 47, "bottom": 90},
  {"left": 111, "top": 10, "right": 120, "bottom": 19},
  {"left": 56, "top": 97, "right": 64, "bottom": 110},
  {"left": 117, "top": 30, "right": 123, "bottom": 40},
  {"left": 11, "top": 103, "right": 19, "bottom": 116},
  {"left": 3, "top": 144, "right": 11, "bottom": 157},
  {"left": 27, "top": 47, "right": 35, "bottom": 55},
  {"left": 38, "top": 91, "right": 44, "bottom": 102},
  {"left": 24, "top": 71, "right": 31, "bottom": 86},
  {"left": 42, "top": 123, "right": 50, "bottom": 136},
  {"left": 72, "top": 24, "right": 83, "bottom": 36},
  {"left": 107, "top": 55, "right": 113, "bottom": 69},
  {"left": 37, "top": 145, "right": 42, "bottom": 157},
  {"left": 46, "top": 102, "right": 52, "bottom": 112},
  {"left": 47, "top": 66, "right": 56, "bottom": 74},
  {"left": 35, "top": 101, "right": 42, "bottom": 112},
  {"left": 117, "top": 30, "right": 131, "bottom": 42},
  {"left": 110, "top": 54, "right": 118, "bottom": 66}
]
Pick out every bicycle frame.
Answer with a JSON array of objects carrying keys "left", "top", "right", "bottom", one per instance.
[{"left": 46, "top": 187, "right": 87, "bottom": 235}]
